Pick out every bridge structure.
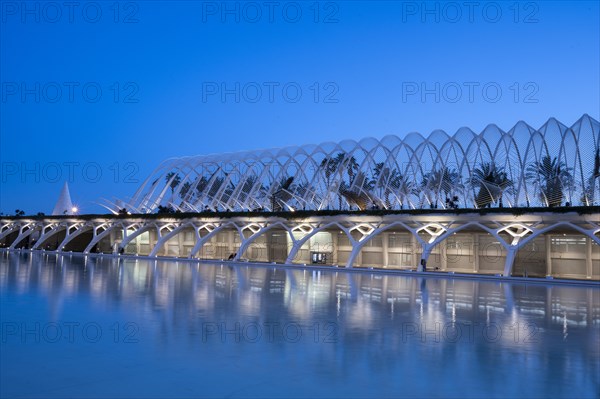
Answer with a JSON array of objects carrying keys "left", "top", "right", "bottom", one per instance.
[
  {"left": 2, "top": 115, "right": 599, "bottom": 280},
  {"left": 1, "top": 209, "right": 599, "bottom": 280}
]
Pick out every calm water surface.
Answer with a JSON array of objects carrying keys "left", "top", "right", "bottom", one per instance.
[{"left": 1, "top": 252, "right": 599, "bottom": 398}]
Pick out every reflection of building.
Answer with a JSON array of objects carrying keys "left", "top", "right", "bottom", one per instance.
[
  {"left": 0, "top": 115, "right": 599, "bottom": 280},
  {"left": 2, "top": 253, "right": 598, "bottom": 334},
  {"left": 2, "top": 253, "right": 598, "bottom": 397}
]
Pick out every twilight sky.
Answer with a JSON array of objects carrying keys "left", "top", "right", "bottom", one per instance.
[{"left": 1, "top": 0, "right": 599, "bottom": 214}]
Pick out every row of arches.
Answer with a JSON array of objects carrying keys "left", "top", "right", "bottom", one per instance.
[
  {"left": 2, "top": 215, "right": 599, "bottom": 279},
  {"left": 106, "top": 115, "right": 600, "bottom": 213}
]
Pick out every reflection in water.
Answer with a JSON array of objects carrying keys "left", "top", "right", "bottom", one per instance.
[{"left": 1, "top": 252, "right": 599, "bottom": 398}]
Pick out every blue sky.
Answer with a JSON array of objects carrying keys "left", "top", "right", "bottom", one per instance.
[{"left": 1, "top": 0, "right": 599, "bottom": 214}]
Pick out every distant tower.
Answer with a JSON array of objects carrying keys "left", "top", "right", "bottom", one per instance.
[{"left": 52, "top": 182, "right": 75, "bottom": 215}]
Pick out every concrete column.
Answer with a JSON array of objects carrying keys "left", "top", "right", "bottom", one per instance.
[
  {"left": 228, "top": 230, "right": 235, "bottom": 257},
  {"left": 545, "top": 235, "right": 552, "bottom": 277},
  {"left": 265, "top": 231, "right": 272, "bottom": 262},
  {"left": 149, "top": 229, "right": 158, "bottom": 256},
  {"left": 586, "top": 237, "right": 593, "bottom": 279},
  {"left": 117, "top": 226, "right": 125, "bottom": 253},
  {"left": 111, "top": 230, "right": 118, "bottom": 254},
  {"left": 441, "top": 241, "right": 447, "bottom": 271},
  {"left": 178, "top": 229, "right": 184, "bottom": 257},
  {"left": 411, "top": 234, "right": 418, "bottom": 269},
  {"left": 418, "top": 244, "right": 431, "bottom": 272},
  {"left": 332, "top": 231, "right": 339, "bottom": 265},
  {"left": 473, "top": 233, "right": 479, "bottom": 273},
  {"left": 150, "top": 228, "right": 158, "bottom": 256},
  {"left": 135, "top": 230, "right": 142, "bottom": 255},
  {"left": 382, "top": 232, "right": 389, "bottom": 268},
  {"left": 502, "top": 247, "right": 517, "bottom": 277}
]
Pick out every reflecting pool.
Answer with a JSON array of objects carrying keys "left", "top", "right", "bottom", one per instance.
[{"left": 1, "top": 252, "right": 599, "bottom": 398}]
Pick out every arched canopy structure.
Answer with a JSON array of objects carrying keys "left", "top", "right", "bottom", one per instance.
[{"left": 108, "top": 115, "right": 599, "bottom": 213}]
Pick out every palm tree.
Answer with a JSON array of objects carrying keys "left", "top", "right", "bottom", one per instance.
[
  {"left": 340, "top": 171, "right": 376, "bottom": 210},
  {"left": 267, "top": 176, "right": 295, "bottom": 212},
  {"left": 319, "top": 152, "right": 359, "bottom": 209},
  {"left": 179, "top": 181, "right": 192, "bottom": 199},
  {"left": 420, "top": 167, "right": 461, "bottom": 208},
  {"left": 339, "top": 153, "right": 359, "bottom": 209},
  {"left": 294, "top": 181, "right": 317, "bottom": 210},
  {"left": 319, "top": 156, "right": 337, "bottom": 187},
  {"left": 469, "top": 162, "right": 513, "bottom": 208},
  {"left": 156, "top": 205, "right": 175, "bottom": 214},
  {"left": 269, "top": 176, "right": 295, "bottom": 211},
  {"left": 319, "top": 155, "right": 342, "bottom": 209},
  {"left": 594, "top": 148, "right": 600, "bottom": 179},
  {"left": 342, "top": 154, "right": 359, "bottom": 186},
  {"left": 194, "top": 176, "right": 210, "bottom": 197},
  {"left": 388, "top": 170, "right": 415, "bottom": 209},
  {"left": 372, "top": 162, "right": 390, "bottom": 207},
  {"left": 582, "top": 148, "right": 600, "bottom": 206},
  {"left": 164, "top": 172, "right": 181, "bottom": 194},
  {"left": 526, "top": 155, "right": 573, "bottom": 207}
]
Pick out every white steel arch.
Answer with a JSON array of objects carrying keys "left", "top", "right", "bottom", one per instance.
[{"left": 113, "top": 115, "right": 599, "bottom": 214}]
